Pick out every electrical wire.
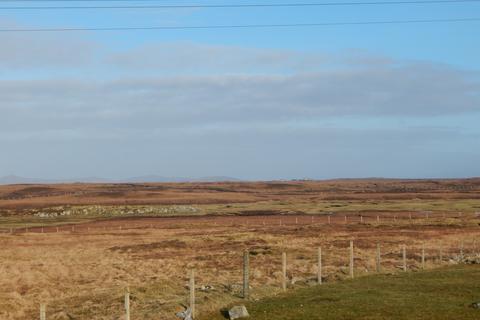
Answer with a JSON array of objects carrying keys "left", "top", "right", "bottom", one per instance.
[
  {"left": 0, "top": 0, "right": 480, "bottom": 10},
  {"left": 0, "top": 17, "right": 478, "bottom": 32}
]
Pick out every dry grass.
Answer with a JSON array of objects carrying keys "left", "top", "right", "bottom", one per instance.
[
  {"left": 0, "top": 213, "right": 479, "bottom": 319},
  {"left": 1, "top": 179, "right": 479, "bottom": 319}
]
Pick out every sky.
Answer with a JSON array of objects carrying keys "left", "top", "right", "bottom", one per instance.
[{"left": 0, "top": 0, "right": 479, "bottom": 180}]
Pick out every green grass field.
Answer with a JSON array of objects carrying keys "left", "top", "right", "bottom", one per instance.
[{"left": 202, "top": 265, "right": 480, "bottom": 320}]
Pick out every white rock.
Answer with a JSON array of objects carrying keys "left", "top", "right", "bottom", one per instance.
[{"left": 228, "top": 305, "right": 249, "bottom": 319}]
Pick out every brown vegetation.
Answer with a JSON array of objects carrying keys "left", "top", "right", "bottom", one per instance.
[
  {"left": 0, "top": 212, "right": 479, "bottom": 319},
  {"left": 0, "top": 179, "right": 479, "bottom": 319},
  {"left": 1, "top": 178, "right": 480, "bottom": 211}
]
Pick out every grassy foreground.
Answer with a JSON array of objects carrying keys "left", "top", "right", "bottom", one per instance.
[{"left": 202, "top": 265, "right": 480, "bottom": 320}]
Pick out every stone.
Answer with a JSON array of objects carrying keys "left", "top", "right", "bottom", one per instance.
[
  {"left": 228, "top": 305, "right": 249, "bottom": 319},
  {"left": 175, "top": 307, "right": 192, "bottom": 320},
  {"left": 199, "top": 285, "right": 215, "bottom": 292},
  {"left": 471, "top": 302, "right": 480, "bottom": 309}
]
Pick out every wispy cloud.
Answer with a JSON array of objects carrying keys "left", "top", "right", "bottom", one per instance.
[{"left": 0, "top": 21, "right": 98, "bottom": 70}]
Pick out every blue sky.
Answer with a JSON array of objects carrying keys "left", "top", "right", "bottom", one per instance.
[
  {"left": 0, "top": 1, "right": 479, "bottom": 180},
  {"left": 5, "top": 0, "right": 479, "bottom": 67}
]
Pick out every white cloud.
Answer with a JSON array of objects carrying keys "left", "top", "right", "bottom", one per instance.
[
  {"left": 0, "top": 62, "right": 478, "bottom": 139},
  {"left": 0, "top": 24, "right": 478, "bottom": 178}
]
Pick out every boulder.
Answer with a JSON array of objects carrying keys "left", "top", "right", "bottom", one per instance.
[
  {"left": 228, "top": 305, "right": 249, "bottom": 319},
  {"left": 175, "top": 307, "right": 192, "bottom": 320},
  {"left": 471, "top": 302, "right": 480, "bottom": 309}
]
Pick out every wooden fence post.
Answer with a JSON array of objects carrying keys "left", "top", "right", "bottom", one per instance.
[
  {"left": 349, "top": 240, "right": 354, "bottom": 278},
  {"left": 317, "top": 247, "right": 322, "bottom": 284},
  {"left": 376, "top": 243, "right": 381, "bottom": 273},
  {"left": 402, "top": 244, "right": 407, "bottom": 272},
  {"left": 344, "top": 215, "right": 347, "bottom": 224},
  {"left": 282, "top": 252, "right": 287, "bottom": 291},
  {"left": 40, "top": 304, "right": 46, "bottom": 320},
  {"left": 360, "top": 216, "right": 364, "bottom": 224},
  {"left": 189, "top": 269, "right": 195, "bottom": 319},
  {"left": 439, "top": 245, "right": 443, "bottom": 264},
  {"left": 328, "top": 216, "right": 331, "bottom": 225},
  {"left": 125, "top": 289, "right": 130, "bottom": 320},
  {"left": 243, "top": 250, "right": 250, "bottom": 299},
  {"left": 376, "top": 215, "right": 380, "bottom": 223},
  {"left": 460, "top": 240, "right": 464, "bottom": 258},
  {"left": 295, "top": 217, "right": 298, "bottom": 225},
  {"left": 421, "top": 243, "right": 425, "bottom": 269}
]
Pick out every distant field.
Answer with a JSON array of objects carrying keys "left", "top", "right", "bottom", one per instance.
[
  {"left": 1, "top": 178, "right": 480, "bottom": 212},
  {"left": 1, "top": 197, "right": 480, "bottom": 229},
  {"left": 1, "top": 179, "right": 480, "bottom": 229},
  {"left": 202, "top": 265, "right": 480, "bottom": 320}
]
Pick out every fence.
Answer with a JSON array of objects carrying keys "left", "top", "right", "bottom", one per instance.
[
  {"left": 32, "top": 237, "right": 477, "bottom": 319},
  {"left": 0, "top": 210, "right": 474, "bottom": 235},
  {"left": 1, "top": 211, "right": 477, "bottom": 318}
]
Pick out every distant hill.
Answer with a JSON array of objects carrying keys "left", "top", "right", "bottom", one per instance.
[
  {"left": 122, "top": 175, "right": 241, "bottom": 183},
  {"left": 0, "top": 175, "right": 48, "bottom": 185},
  {"left": 0, "top": 175, "right": 240, "bottom": 185}
]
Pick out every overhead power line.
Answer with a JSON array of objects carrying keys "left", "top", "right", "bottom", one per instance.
[
  {"left": 1, "top": 0, "right": 480, "bottom": 9},
  {"left": 0, "top": 17, "right": 478, "bottom": 32}
]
